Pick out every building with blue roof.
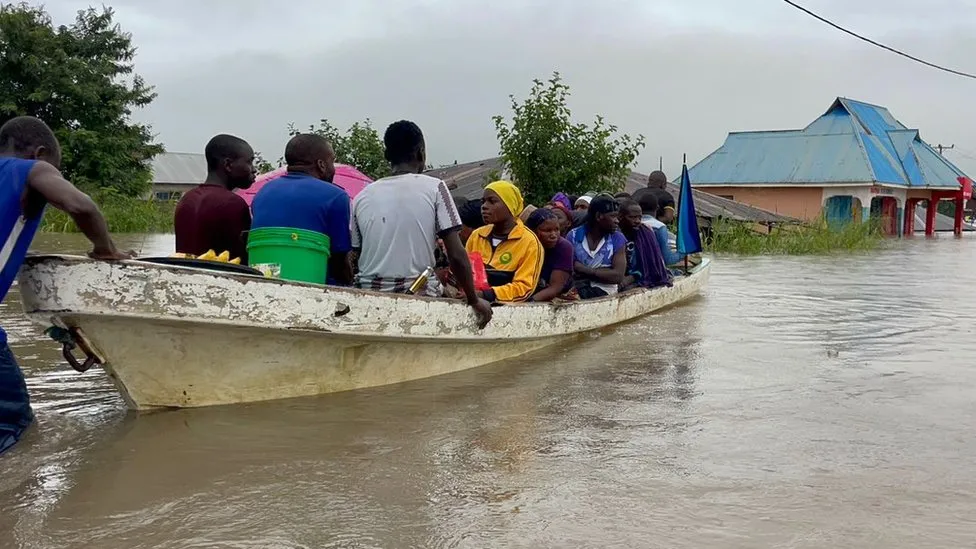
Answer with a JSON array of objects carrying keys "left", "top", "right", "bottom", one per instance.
[{"left": 689, "top": 98, "right": 973, "bottom": 236}]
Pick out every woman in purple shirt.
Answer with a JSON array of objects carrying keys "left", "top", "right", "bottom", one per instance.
[{"left": 525, "top": 208, "right": 575, "bottom": 302}]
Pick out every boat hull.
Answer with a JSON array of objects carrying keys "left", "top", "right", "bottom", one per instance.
[{"left": 18, "top": 255, "right": 710, "bottom": 409}]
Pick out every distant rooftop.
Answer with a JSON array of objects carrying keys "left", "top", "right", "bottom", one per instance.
[
  {"left": 425, "top": 157, "right": 796, "bottom": 224},
  {"left": 688, "top": 97, "right": 969, "bottom": 190},
  {"left": 151, "top": 152, "right": 206, "bottom": 186}
]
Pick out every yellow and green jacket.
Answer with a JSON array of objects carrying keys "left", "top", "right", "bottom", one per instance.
[{"left": 465, "top": 222, "right": 543, "bottom": 303}]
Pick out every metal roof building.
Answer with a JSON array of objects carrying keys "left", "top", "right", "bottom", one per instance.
[
  {"left": 690, "top": 98, "right": 968, "bottom": 189},
  {"left": 689, "top": 97, "right": 973, "bottom": 236},
  {"left": 149, "top": 152, "right": 206, "bottom": 199},
  {"left": 425, "top": 157, "right": 796, "bottom": 224}
]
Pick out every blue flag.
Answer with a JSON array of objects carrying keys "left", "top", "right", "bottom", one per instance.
[{"left": 675, "top": 161, "right": 702, "bottom": 255}]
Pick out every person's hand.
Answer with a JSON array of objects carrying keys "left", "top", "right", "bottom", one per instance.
[
  {"left": 468, "top": 297, "right": 493, "bottom": 329},
  {"left": 88, "top": 248, "right": 136, "bottom": 261}
]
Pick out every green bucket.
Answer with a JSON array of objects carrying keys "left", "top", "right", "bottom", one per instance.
[{"left": 247, "top": 227, "right": 331, "bottom": 284}]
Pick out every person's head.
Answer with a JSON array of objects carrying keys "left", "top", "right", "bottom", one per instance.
[
  {"left": 455, "top": 196, "right": 485, "bottom": 243},
  {"left": 618, "top": 199, "right": 643, "bottom": 233},
  {"left": 632, "top": 187, "right": 659, "bottom": 218},
  {"left": 551, "top": 192, "right": 573, "bottom": 212},
  {"left": 205, "top": 134, "right": 256, "bottom": 190},
  {"left": 546, "top": 202, "right": 573, "bottom": 235},
  {"left": 0, "top": 116, "right": 62, "bottom": 168},
  {"left": 526, "top": 207, "right": 561, "bottom": 249},
  {"left": 614, "top": 191, "right": 631, "bottom": 200},
  {"left": 647, "top": 170, "right": 668, "bottom": 189},
  {"left": 519, "top": 204, "right": 538, "bottom": 223},
  {"left": 481, "top": 180, "right": 524, "bottom": 227},
  {"left": 585, "top": 193, "right": 620, "bottom": 235},
  {"left": 655, "top": 189, "right": 676, "bottom": 223},
  {"left": 574, "top": 195, "right": 592, "bottom": 211},
  {"left": 284, "top": 133, "right": 335, "bottom": 183},
  {"left": 384, "top": 120, "right": 425, "bottom": 172}
]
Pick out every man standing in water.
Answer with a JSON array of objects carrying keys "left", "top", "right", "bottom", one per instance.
[
  {"left": 174, "top": 134, "right": 255, "bottom": 263},
  {"left": 0, "top": 116, "right": 132, "bottom": 455},
  {"left": 351, "top": 120, "right": 492, "bottom": 329}
]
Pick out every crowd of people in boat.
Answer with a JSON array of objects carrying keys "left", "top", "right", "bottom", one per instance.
[{"left": 173, "top": 120, "right": 700, "bottom": 328}]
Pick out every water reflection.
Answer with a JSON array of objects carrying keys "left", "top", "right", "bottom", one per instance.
[{"left": 1, "top": 233, "right": 975, "bottom": 547}]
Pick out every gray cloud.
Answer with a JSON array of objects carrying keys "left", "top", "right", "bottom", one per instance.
[{"left": 42, "top": 0, "right": 976, "bottom": 177}]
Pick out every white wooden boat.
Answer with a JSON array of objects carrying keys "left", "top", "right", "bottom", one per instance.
[{"left": 17, "top": 254, "right": 711, "bottom": 410}]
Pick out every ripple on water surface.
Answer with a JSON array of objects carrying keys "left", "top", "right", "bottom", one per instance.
[{"left": 1, "top": 234, "right": 975, "bottom": 547}]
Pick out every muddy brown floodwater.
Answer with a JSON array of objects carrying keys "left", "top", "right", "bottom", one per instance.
[{"left": 1, "top": 233, "right": 975, "bottom": 548}]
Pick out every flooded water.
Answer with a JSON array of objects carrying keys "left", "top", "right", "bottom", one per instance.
[{"left": 2, "top": 233, "right": 976, "bottom": 548}]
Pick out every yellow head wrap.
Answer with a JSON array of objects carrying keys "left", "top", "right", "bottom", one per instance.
[{"left": 485, "top": 180, "right": 524, "bottom": 218}]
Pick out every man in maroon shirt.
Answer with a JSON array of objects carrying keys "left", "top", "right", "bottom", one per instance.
[{"left": 174, "top": 134, "right": 256, "bottom": 262}]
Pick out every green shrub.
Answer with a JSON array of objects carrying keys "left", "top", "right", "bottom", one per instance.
[
  {"left": 41, "top": 189, "right": 175, "bottom": 233},
  {"left": 706, "top": 218, "right": 885, "bottom": 255}
]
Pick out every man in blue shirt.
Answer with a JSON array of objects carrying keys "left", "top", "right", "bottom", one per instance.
[
  {"left": 0, "top": 116, "right": 131, "bottom": 456},
  {"left": 250, "top": 134, "right": 352, "bottom": 285}
]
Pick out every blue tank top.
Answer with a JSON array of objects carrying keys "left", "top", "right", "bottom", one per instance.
[{"left": 0, "top": 158, "right": 42, "bottom": 312}]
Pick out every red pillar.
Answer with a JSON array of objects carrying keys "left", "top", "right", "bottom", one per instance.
[
  {"left": 954, "top": 197, "right": 964, "bottom": 236},
  {"left": 925, "top": 199, "right": 937, "bottom": 236},
  {"left": 904, "top": 199, "right": 916, "bottom": 236}
]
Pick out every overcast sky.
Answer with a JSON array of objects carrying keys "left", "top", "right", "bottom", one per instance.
[{"left": 42, "top": 0, "right": 976, "bottom": 177}]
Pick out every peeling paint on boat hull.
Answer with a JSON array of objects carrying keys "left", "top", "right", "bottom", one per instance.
[{"left": 18, "top": 255, "right": 710, "bottom": 409}]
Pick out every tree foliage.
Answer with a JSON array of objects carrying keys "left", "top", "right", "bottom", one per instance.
[
  {"left": 0, "top": 3, "right": 163, "bottom": 197},
  {"left": 493, "top": 72, "right": 645, "bottom": 204},
  {"left": 257, "top": 118, "right": 391, "bottom": 180}
]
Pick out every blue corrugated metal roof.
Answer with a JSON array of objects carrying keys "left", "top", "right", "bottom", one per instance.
[{"left": 689, "top": 97, "right": 968, "bottom": 190}]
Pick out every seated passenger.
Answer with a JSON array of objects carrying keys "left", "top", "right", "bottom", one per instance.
[
  {"left": 644, "top": 190, "right": 686, "bottom": 267},
  {"left": 525, "top": 208, "right": 576, "bottom": 302},
  {"left": 566, "top": 194, "right": 627, "bottom": 299},
  {"left": 545, "top": 202, "right": 573, "bottom": 235},
  {"left": 617, "top": 199, "right": 672, "bottom": 290},
  {"left": 465, "top": 181, "right": 543, "bottom": 303},
  {"left": 174, "top": 134, "right": 255, "bottom": 262},
  {"left": 351, "top": 121, "right": 491, "bottom": 327},
  {"left": 453, "top": 197, "right": 485, "bottom": 245},
  {"left": 250, "top": 134, "right": 352, "bottom": 285}
]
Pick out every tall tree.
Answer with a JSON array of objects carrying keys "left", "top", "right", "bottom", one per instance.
[
  {"left": 493, "top": 72, "right": 645, "bottom": 204},
  {"left": 0, "top": 3, "right": 163, "bottom": 197}
]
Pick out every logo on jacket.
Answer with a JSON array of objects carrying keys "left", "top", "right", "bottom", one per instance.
[{"left": 499, "top": 252, "right": 513, "bottom": 265}]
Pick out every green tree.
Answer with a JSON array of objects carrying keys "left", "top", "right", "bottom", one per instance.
[
  {"left": 493, "top": 72, "right": 645, "bottom": 204},
  {"left": 0, "top": 4, "right": 163, "bottom": 197},
  {"left": 258, "top": 118, "right": 391, "bottom": 180}
]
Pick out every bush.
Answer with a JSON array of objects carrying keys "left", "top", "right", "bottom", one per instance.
[
  {"left": 41, "top": 189, "right": 175, "bottom": 233},
  {"left": 493, "top": 72, "right": 645, "bottom": 204},
  {"left": 706, "top": 218, "right": 885, "bottom": 255}
]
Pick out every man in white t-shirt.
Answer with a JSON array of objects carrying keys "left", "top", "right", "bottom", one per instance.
[{"left": 350, "top": 120, "right": 492, "bottom": 329}]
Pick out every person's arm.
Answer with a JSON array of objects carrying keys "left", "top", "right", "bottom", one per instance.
[
  {"left": 532, "top": 268, "right": 569, "bottom": 302},
  {"left": 654, "top": 226, "right": 684, "bottom": 265},
  {"left": 488, "top": 239, "right": 544, "bottom": 302},
  {"left": 442, "top": 229, "right": 492, "bottom": 329},
  {"left": 328, "top": 196, "right": 354, "bottom": 285},
  {"left": 234, "top": 198, "right": 252, "bottom": 263},
  {"left": 585, "top": 247, "right": 626, "bottom": 285},
  {"left": 27, "top": 161, "right": 130, "bottom": 260}
]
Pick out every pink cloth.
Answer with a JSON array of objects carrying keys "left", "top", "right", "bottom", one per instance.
[{"left": 236, "top": 164, "right": 372, "bottom": 206}]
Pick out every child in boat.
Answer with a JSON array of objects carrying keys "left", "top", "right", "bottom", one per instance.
[
  {"left": 465, "top": 181, "right": 543, "bottom": 303},
  {"left": 617, "top": 199, "right": 672, "bottom": 291},
  {"left": 525, "top": 208, "right": 577, "bottom": 302},
  {"left": 566, "top": 193, "right": 627, "bottom": 299}
]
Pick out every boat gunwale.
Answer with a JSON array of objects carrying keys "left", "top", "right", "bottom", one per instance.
[
  {"left": 23, "top": 253, "right": 709, "bottom": 310},
  {"left": 19, "top": 254, "right": 711, "bottom": 341}
]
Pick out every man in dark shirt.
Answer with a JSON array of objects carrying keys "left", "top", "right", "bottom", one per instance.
[{"left": 174, "top": 134, "right": 256, "bottom": 262}]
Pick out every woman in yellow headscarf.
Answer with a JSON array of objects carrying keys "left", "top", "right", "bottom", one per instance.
[{"left": 465, "top": 181, "right": 543, "bottom": 303}]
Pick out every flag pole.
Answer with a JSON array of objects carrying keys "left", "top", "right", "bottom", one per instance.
[{"left": 678, "top": 153, "right": 688, "bottom": 276}]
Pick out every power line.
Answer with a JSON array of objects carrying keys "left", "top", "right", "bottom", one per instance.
[{"left": 781, "top": 0, "right": 976, "bottom": 80}]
